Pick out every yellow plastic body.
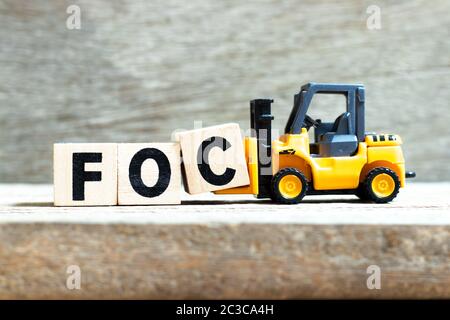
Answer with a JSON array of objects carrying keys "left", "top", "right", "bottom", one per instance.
[
  {"left": 217, "top": 129, "right": 406, "bottom": 195},
  {"left": 273, "top": 129, "right": 367, "bottom": 190},
  {"left": 366, "top": 134, "right": 403, "bottom": 147},
  {"left": 364, "top": 146, "right": 405, "bottom": 187}
]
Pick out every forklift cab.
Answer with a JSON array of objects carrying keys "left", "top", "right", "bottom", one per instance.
[{"left": 284, "top": 83, "right": 366, "bottom": 157}]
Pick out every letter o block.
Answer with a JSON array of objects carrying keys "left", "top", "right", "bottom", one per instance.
[
  {"left": 176, "top": 123, "right": 249, "bottom": 194},
  {"left": 54, "top": 143, "right": 118, "bottom": 206},
  {"left": 118, "top": 143, "right": 181, "bottom": 205}
]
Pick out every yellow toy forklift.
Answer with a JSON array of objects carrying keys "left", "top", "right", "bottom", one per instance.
[{"left": 217, "top": 82, "right": 415, "bottom": 204}]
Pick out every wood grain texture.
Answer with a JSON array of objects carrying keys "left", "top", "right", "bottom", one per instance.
[
  {"left": 176, "top": 123, "right": 249, "bottom": 194},
  {"left": 0, "top": 0, "right": 449, "bottom": 183},
  {"left": 118, "top": 143, "right": 181, "bottom": 205},
  {"left": 53, "top": 143, "right": 118, "bottom": 206},
  {"left": 0, "top": 183, "right": 449, "bottom": 299}
]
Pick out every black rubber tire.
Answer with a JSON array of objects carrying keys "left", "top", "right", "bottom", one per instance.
[
  {"left": 363, "top": 167, "right": 400, "bottom": 203},
  {"left": 271, "top": 168, "right": 308, "bottom": 204},
  {"left": 355, "top": 185, "right": 370, "bottom": 201}
]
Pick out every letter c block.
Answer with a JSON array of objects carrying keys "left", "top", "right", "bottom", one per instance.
[{"left": 176, "top": 123, "right": 249, "bottom": 194}]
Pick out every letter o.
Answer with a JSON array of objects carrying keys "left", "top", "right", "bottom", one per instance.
[{"left": 128, "top": 148, "right": 171, "bottom": 198}]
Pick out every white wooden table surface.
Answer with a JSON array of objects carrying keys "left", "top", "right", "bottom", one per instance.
[{"left": 0, "top": 183, "right": 449, "bottom": 299}]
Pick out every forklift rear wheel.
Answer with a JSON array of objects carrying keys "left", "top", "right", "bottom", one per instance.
[
  {"left": 363, "top": 167, "right": 400, "bottom": 203},
  {"left": 271, "top": 168, "right": 308, "bottom": 204}
]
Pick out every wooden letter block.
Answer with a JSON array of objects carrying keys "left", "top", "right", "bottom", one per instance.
[
  {"left": 176, "top": 123, "right": 249, "bottom": 194},
  {"left": 118, "top": 143, "right": 181, "bottom": 205},
  {"left": 54, "top": 143, "right": 117, "bottom": 206}
]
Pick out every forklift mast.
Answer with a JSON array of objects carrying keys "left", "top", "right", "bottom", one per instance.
[{"left": 250, "top": 99, "right": 274, "bottom": 198}]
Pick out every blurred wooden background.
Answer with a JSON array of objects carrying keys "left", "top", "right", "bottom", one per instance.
[{"left": 0, "top": 0, "right": 449, "bottom": 183}]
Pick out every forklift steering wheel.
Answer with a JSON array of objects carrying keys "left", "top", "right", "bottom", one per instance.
[{"left": 303, "top": 115, "right": 320, "bottom": 131}]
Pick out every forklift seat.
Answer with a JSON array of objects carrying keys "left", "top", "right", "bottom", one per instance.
[
  {"left": 332, "top": 112, "right": 350, "bottom": 133},
  {"left": 317, "top": 112, "right": 358, "bottom": 157}
]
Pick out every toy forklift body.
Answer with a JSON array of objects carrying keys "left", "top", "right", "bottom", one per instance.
[{"left": 216, "top": 82, "right": 415, "bottom": 204}]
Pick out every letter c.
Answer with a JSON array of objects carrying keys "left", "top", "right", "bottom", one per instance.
[{"left": 197, "top": 136, "right": 236, "bottom": 186}]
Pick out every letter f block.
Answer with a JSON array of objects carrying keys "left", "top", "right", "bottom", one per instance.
[
  {"left": 176, "top": 123, "right": 249, "bottom": 194},
  {"left": 54, "top": 143, "right": 118, "bottom": 206}
]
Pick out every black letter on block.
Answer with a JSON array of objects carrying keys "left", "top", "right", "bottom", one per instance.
[
  {"left": 197, "top": 136, "right": 236, "bottom": 186},
  {"left": 72, "top": 153, "right": 102, "bottom": 201},
  {"left": 129, "top": 148, "right": 171, "bottom": 198}
]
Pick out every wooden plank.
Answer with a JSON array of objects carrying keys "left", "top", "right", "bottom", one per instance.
[{"left": 0, "top": 183, "right": 449, "bottom": 299}]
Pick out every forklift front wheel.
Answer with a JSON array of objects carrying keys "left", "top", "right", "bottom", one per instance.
[{"left": 271, "top": 168, "right": 308, "bottom": 204}]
